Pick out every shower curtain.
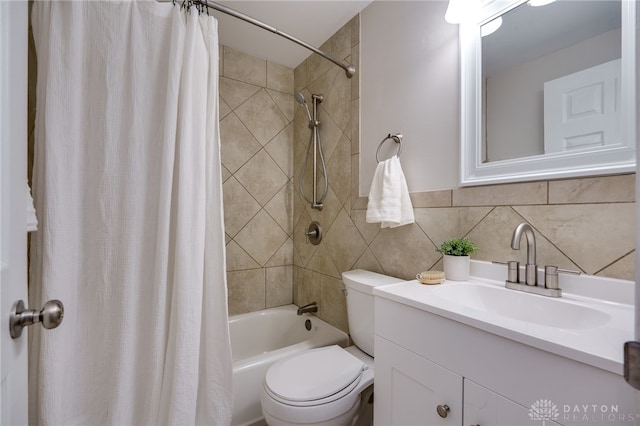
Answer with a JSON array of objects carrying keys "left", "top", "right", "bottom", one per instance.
[{"left": 29, "top": 2, "right": 232, "bottom": 425}]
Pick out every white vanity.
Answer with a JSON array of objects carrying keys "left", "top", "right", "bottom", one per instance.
[{"left": 373, "top": 261, "right": 636, "bottom": 425}]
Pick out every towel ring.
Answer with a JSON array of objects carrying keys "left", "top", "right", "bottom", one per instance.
[{"left": 376, "top": 133, "right": 403, "bottom": 163}]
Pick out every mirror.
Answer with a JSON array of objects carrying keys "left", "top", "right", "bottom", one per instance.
[{"left": 460, "top": 0, "right": 636, "bottom": 186}]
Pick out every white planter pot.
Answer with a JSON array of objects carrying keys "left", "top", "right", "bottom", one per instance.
[{"left": 443, "top": 255, "right": 470, "bottom": 281}]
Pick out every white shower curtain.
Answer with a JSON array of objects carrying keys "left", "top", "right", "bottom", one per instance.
[{"left": 29, "top": 2, "right": 232, "bottom": 425}]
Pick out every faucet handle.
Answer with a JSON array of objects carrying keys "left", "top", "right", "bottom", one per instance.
[
  {"left": 544, "top": 265, "right": 580, "bottom": 289},
  {"left": 558, "top": 267, "right": 581, "bottom": 275},
  {"left": 492, "top": 260, "right": 520, "bottom": 283},
  {"left": 507, "top": 260, "right": 520, "bottom": 283}
]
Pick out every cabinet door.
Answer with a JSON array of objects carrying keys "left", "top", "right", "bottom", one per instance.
[
  {"left": 374, "top": 336, "right": 462, "bottom": 426},
  {"left": 464, "top": 379, "right": 563, "bottom": 426}
]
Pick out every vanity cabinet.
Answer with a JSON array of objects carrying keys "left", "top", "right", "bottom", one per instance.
[
  {"left": 373, "top": 294, "right": 635, "bottom": 426},
  {"left": 375, "top": 335, "right": 561, "bottom": 426}
]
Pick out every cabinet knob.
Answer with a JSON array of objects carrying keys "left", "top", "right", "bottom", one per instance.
[{"left": 436, "top": 404, "right": 450, "bottom": 418}]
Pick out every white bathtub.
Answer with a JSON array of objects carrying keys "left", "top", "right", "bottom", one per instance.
[{"left": 230, "top": 304, "right": 350, "bottom": 426}]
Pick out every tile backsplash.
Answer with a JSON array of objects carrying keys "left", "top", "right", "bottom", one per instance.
[{"left": 221, "top": 16, "right": 635, "bottom": 329}]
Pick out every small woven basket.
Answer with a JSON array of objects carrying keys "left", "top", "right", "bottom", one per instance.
[{"left": 416, "top": 270, "right": 445, "bottom": 285}]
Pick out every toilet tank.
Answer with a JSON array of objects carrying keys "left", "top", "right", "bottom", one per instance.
[{"left": 342, "top": 270, "right": 405, "bottom": 357}]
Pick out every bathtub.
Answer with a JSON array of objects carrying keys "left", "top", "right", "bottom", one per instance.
[{"left": 230, "top": 304, "right": 350, "bottom": 426}]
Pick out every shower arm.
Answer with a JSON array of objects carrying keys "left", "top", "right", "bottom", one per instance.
[{"left": 191, "top": 0, "right": 356, "bottom": 79}]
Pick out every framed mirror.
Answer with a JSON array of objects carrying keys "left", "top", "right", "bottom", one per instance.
[{"left": 460, "top": 0, "right": 636, "bottom": 186}]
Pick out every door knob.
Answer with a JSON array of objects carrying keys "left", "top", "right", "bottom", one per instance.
[{"left": 10, "top": 299, "right": 64, "bottom": 339}]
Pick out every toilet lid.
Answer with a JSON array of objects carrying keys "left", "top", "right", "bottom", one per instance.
[{"left": 265, "top": 345, "right": 365, "bottom": 403}]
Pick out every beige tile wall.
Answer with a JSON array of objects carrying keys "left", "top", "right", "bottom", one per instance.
[
  {"left": 292, "top": 18, "right": 362, "bottom": 332},
  {"left": 292, "top": 16, "right": 636, "bottom": 333},
  {"left": 220, "top": 47, "right": 296, "bottom": 316},
  {"left": 28, "top": 11, "right": 634, "bottom": 327}
]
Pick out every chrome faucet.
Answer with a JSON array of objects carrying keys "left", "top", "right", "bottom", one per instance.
[
  {"left": 510, "top": 222, "right": 537, "bottom": 286},
  {"left": 503, "top": 222, "right": 577, "bottom": 297},
  {"left": 499, "top": 223, "right": 581, "bottom": 297},
  {"left": 297, "top": 302, "right": 318, "bottom": 315}
]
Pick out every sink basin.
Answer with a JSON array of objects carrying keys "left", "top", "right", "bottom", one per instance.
[
  {"left": 373, "top": 260, "right": 634, "bottom": 374},
  {"left": 429, "top": 281, "right": 611, "bottom": 330}
]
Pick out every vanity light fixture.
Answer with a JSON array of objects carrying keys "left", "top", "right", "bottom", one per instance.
[
  {"left": 480, "top": 16, "right": 502, "bottom": 37},
  {"left": 528, "top": 0, "right": 556, "bottom": 6},
  {"left": 445, "top": 0, "right": 480, "bottom": 24}
]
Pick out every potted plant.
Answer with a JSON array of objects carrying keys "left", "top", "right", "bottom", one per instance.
[{"left": 436, "top": 237, "right": 479, "bottom": 281}]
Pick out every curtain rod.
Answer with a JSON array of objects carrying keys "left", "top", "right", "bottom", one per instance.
[{"left": 193, "top": 0, "right": 356, "bottom": 78}]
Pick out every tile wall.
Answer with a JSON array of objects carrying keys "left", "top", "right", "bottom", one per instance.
[
  {"left": 219, "top": 47, "right": 296, "bottom": 316},
  {"left": 291, "top": 16, "right": 636, "bottom": 333},
  {"left": 28, "top": 13, "right": 636, "bottom": 327}
]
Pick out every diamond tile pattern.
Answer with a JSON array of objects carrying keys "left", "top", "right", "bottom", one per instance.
[
  {"left": 266, "top": 125, "right": 294, "bottom": 177},
  {"left": 236, "top": 90, "right": 289, "bottom": 146},
  {"left": 323, "top": 209, "right": 367, "bottom": 273},
  {"left": 235, "top": 210, "right": 288, "bottom": 266},
  {"left": 513, "top": 204, "right": 635, "bottom": 274},
  {"left": 220, "top": 113, "right": 261, "bottom": 174},
  {"left": 222, "top": 177, "right": 260, "bottom": 238},
  {"left": 220, "top": 16, "right": 635, "bottom": 331},
  {"left": 264, "top": 181, "right": 293, "bottom": 236},
  {"left": 289, "top": 16, "right": 635, "bottom": 336},
  {"left": 235, "top": 150, "right": 288, "bottom": 206},
  {"left": 220, "top": 47, "right": 295, "bottom": 314},
  {"left": 220, "top": 77, "right": 260, "bottom": 110}
]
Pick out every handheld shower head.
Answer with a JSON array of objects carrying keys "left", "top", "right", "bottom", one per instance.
[
  {"left": 295, "top": 92, "right": 306, "bottom": 105},
  {"left": 295, "top": 92, "right": 313, "bottom": 123}
]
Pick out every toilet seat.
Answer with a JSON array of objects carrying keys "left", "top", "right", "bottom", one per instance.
[
  {"left": 261, "top": 345, "right": 374, "bottom": 425},
  {"left": 264, "top": 345, "right": 366, "bottom": 407}
]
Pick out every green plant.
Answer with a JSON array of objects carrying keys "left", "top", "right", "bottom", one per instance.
[{"left": 436, "top": 237, "right": 479, "bottom": 256}]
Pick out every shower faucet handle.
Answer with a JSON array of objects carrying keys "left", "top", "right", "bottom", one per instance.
[{"left": 305, "top": 222, "right": 322, "bottom": 245}]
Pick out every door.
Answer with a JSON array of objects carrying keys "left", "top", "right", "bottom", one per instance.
[
  {"left": 0, "top": 1, "right": 29, "bottom": 424},
  {"left": 374, "top": 336, "right": 463, "bottom": 426},
  {"left": 464, "top": 379, "right": 563, "bottom": 426},
  {"left": 543, "top": 59, "right": 621, "bottom": 154}
]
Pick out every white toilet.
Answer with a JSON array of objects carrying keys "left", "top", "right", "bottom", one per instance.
[{"left": 260, "top": 269, "right": 404, "bottom": 426}]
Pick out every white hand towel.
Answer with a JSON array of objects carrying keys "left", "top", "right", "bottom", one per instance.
[
  {"left": 366, "top": 156, "right": 414, "bottom": 228},
  {"left": 26, "top": 181, "right": 38, "bottom": 232}
]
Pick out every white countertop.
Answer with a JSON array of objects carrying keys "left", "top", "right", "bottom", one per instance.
[{"left": 373, "top": 260, "right": 635, "bottom": 375}]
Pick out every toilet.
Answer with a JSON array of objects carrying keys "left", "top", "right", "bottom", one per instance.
[{"left": 260, "top": 269, "right": 404, "bottom": 426}]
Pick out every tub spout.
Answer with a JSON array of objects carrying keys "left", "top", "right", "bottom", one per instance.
[{"left": 297, "top": 302, "right": 318, "bottom": 315}]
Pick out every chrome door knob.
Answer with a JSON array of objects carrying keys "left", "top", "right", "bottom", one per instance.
[
  {"left": 436, "top": 404, "right": 450, "bottom": 418},
  {"left": 10, "top": 299, "right": 64, "bottom": 339}
]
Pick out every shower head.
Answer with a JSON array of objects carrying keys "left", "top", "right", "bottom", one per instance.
[
  {"left": 295, "top": 92, "right": 313, "bottom": 123},
  {"left": 295, "top": 92, "right": 307, "bottom": 105}
]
